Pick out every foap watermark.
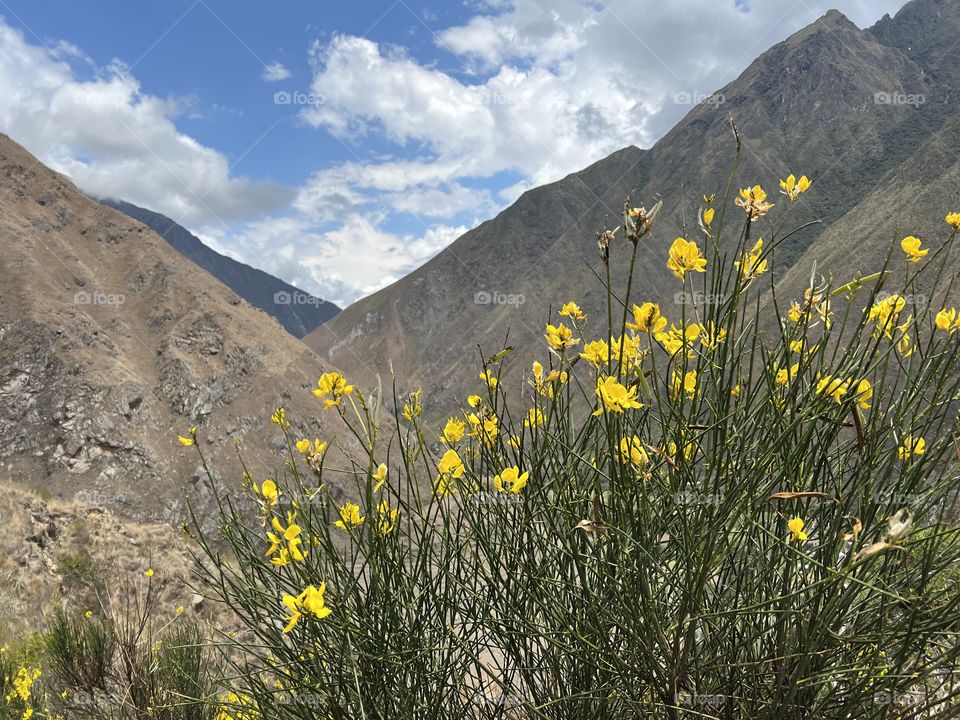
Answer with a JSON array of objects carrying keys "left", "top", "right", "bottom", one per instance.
[
  {"left": 873, "top": 690, "right": 924, "bottom": 707},
  {"left": 274, "top": 290, "right": 326, "bottom": 307},
  {"left": 464, "top": 492, "right": 523, "bottom": 508},
  {"left": 274, "top": 90, "right": 325, "bottom": 107},
  {"left": 474, "top": 290, "right": 525, "bottom": 307},
  {"left": 876, "top": 291, "right": 927, "bottom": 309},
  {"left": 673, "top": 91, "right": 726, "bottom": 107},
  {"left": 476, "top": 90, "right": 518, "bottom": 106},
  {"left": 874, "top": 91, "right": 925, "bottom": 107},
  {"left": 673, "top": 490, "right": 723, "bottom": 507},
  {"left": 74, "top": 290, "right": 125, "bottom": 306},
  {"left": 675, "top": 691, "right": 726, "bottom": 709},
  {"left": 674, "top": 290, "right": 727, "bottom": 306},
  {"left": 873, "top": 491, "right": 943, "bottom": 511},
  {"left": 74, "top": 93, "right": 130, "bottom": 109}
]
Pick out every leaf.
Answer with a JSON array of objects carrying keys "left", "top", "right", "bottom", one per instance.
[
  {"left": 853, "top": 541, "right": 906, "bottom": 563},
  {"left": 486, "top": 346, "right": 515, "bottom": 365},
  {"left": 645, "top": 443, "right": 676, "bottom": 469},
  {"left": 768, "top": 491, "right": 833, "bottom": 501}
]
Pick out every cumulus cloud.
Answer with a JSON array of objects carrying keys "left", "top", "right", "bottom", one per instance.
[
  {"left": 0, "top": 18, "right": 291, "bottom": 226},
  {"left": 262, "top": 61, "right": 292, "bottom": 82},
  {"left": 210, "top": 214, "right": 468, "bottom": 307}
]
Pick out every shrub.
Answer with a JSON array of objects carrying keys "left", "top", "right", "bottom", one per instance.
[
  {"left": 188, "top": 158, "right": 960, "bottom": 718},
  {"left": 43, "top": 581, "right": 221, "bottom": 719}
]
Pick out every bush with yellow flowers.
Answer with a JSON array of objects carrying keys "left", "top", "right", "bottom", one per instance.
[
  {"left": 188, "top": 154, "right": 960, "bottom": 718},
  {"left": 2, "top": 646, "right": 42, "bottom": 720}
]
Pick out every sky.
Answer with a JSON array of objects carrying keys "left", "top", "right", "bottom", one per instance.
[{"left": 0, "top": 0, "right": 909, "bottom": 307}]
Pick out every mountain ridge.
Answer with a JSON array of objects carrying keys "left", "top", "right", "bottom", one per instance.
[
  {"left": 98, "top": 198, "right": 340, "bottom": 338},
  {"left": 0, "top": 131, "right": 358, "bottom": 529}
]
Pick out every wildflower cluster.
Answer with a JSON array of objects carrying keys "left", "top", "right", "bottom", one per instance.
[{"left": 185, "top": 165, "right": 960, "bottom": 717}]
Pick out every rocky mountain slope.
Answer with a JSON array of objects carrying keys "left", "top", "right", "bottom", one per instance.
[
  {"left": 306, "top": 0, "right": 960, "bottom": 413},
  {"left": 99, "top": 199, "right": 339, "bottom": 337},
  {"left": 0, "top": 132, "right": 360, "bottom": 529}
]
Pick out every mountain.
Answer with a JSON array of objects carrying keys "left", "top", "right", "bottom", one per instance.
[
  {"left": 98, "top": 199, "right": 340, "bottom": 338},
  {"left": 306, "top": 0, "right": 960, "bottom": 414},
  {"left": 0, "top": 132, "right": 358, "bottom": 531}
]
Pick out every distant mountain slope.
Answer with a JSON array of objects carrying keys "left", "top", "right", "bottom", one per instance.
[
  {"left": 99, "top": 199, "right": 339, "bottom": 337},
  {"left": 0, "top": 133, "right": 357, "bottom": 528},
  {"left": 307, "top": 1, "right": 956, "bottom": 412}
]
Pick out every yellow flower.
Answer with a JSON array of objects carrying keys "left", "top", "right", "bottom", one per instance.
[
  {"left": 270, "top": 407, "right": 288, "bottom": 427},
  {"left": 493, "top": 466, "right": 529, "bottom": 494},
  {"left": 176, "top": 606, "right": 185, "bottom": 615},
  {"left": 442, "top": 417, "right": 466, "bottom": 444},
  {"left": 935, "top": 308, "right": 959, "bottom": 334},
  {"left": 468, "top": 412, "right": 499, "bottom": 446},
  {"left": 787, "top": 517, "right": 808, "bottom": 543},
  {"left": 303, "top": 438, "right": 329, "bottom": 471},
  {"left": 735, "top": 238, "right": 768, "bottom": 281},
  {"left": 897, "top": 326, "right": 916, "bottom": 357},
  {"left": 478, "top": 370, "right": 498, "bottom": 389},
  {"left": 372, "top": 463, "right": 387, "bottom": 491},
  {"left": 787, "top": 301, "right": 803, "bottom": 324},
  {"left": 898, "top": 435, "right": 926, "bottom": 460},
  {"left": 544, "top": 322, "right": 580, "bottom": 352},
  {"left": 177, "top": 426, "right": 197, "bottom": 446},
  {"left": 900, "top": 235, "right": 928, "bottom": 263},
  {"left": 439, "top": 449, "right": 464, "bottom": 479},
  {"left": 435, "top": 448, "right": 464, "bottom": 497},
  {"left": 375, "top": 501, "right": 399, "bottom": 535},
  {"left": 593, "top": 376, "right": 644, "bottom": 415},
  {"left": 946, "top": 212, "right": 960, "bottom": 230},
  {"left": 697, "top": 322, "right": 727, "bottom": 350},
  {"left": 282, "top": 583, "right": 332, "bottom": 633},
  {"left": 866, "top": 295, "right": 907, "bottom": 339},
  {"left": 267, "top": 514, "right": 307, "bottom": 564},
  {"left": 402, "top": 387, "right": 423, "bottom": 421},
  {"left": 580, "top": 339, "right": 610, "bottom": 368},
  {"left": 313, "top": 371, "right": 354, "bottom": 409},
  {"left": 610, "top": 334, "right": 644, "bottom": 374},
  {"left": 779, "top": 174, "right": 811, "bottom": 201},
  {"left": 736, "top": 185, "right": 774, "bottom": 219},
  {"left": 655, "top": 322, "right": 701, "bottom": 358},
  {"left": 559, "top": 301, "right": 586, "bottom": 322},
  {"left": 145, "top": 568, "right": 155, "bottom": 578},
  {"left": 626, "top": 302, "right": 667, "bottom": 333},
  {"left": 295, "top": 439, "right": 311, "bottom": 453},
  {"left": 434, "top": 472, "right": 457, "bottom": 499},
  {"left": 255, "top": 479, "right": 280, "bottom": 509},
  {"left": 333, "top": 502, "right": 365, "bottom": 530},
  {"left": 525, "top": 407, "right": 545, "bottom": 427},
  {"left": 702, "top": 207, "right": 715, "bottom": 227},
  {"left": 84, "top": 610, "right": 93, "bottom": 618},
  {"left": 667, "top": 237, "right": 707, "bottom": 281},
  {"left": 618, "top": 436, "right": 648, "bottom": 470},
  {"left": 775, "top": 363, "right": 799, "bottom": 387},
  {"left": 817, "top": 375, "right": 849, "bottom": 403},
  {"left": 538, "top": 369, "right": 568, "bottom": 398},
  {"left": 671, "top": 370, "right": 697, "bottom": 400},
  {"left": 854, "top": 379, "right": 873, "bottom": 410},
  {"left": 731, "top": 384, "right": 742, "bottom": 398},
  {"left": 467, "top": 394, "right": 482, "bottom": 408}
]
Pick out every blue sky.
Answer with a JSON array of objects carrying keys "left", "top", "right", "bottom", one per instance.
[{"left": 0, "top": 0, "right": 908, "bottom": 306}]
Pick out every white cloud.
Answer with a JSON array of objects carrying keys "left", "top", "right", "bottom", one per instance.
[
  {"left": 262, "top": 61, "right": 292, "bottom": 82},
  {"left": 214, "top": 214, "right": 467, "bottom": 307},
  {"left": 0, "top": 19, "right": 291, "bottom": 226}
]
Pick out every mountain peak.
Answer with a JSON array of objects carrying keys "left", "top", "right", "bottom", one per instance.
[{"left": 818, "top": 9, "right": 856, "bottom": 29}]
